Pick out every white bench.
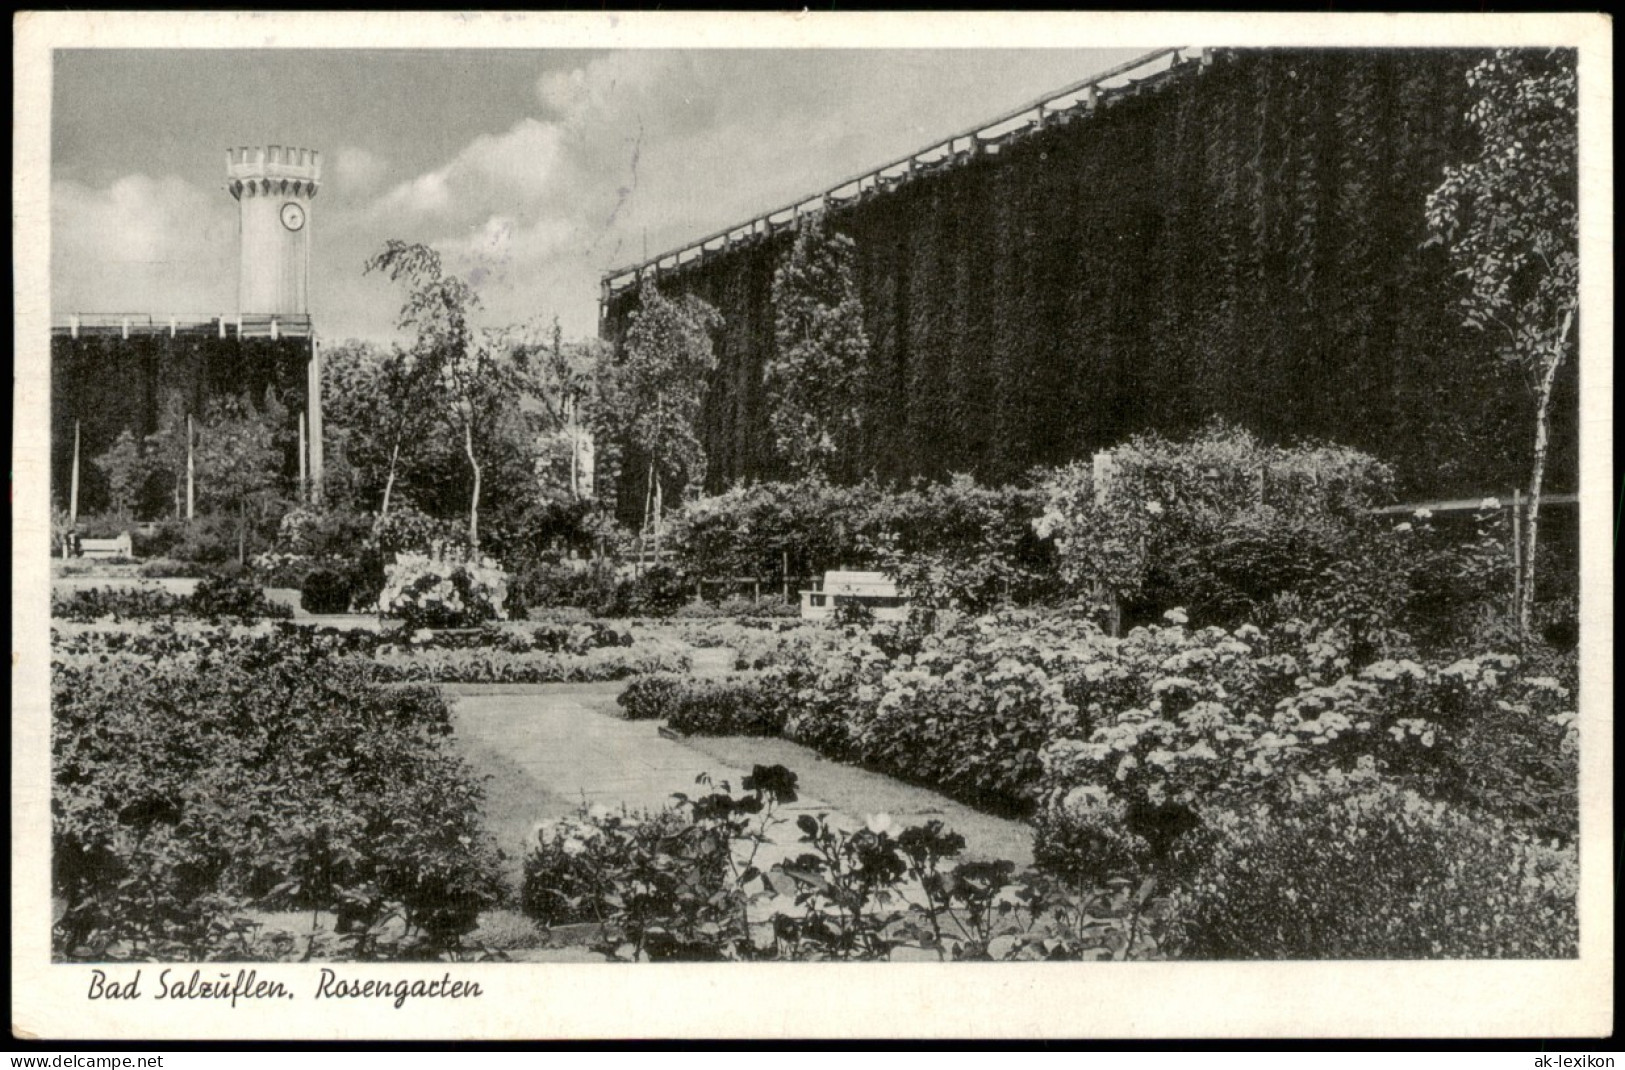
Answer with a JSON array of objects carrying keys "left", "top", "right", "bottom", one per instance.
[
  {"left": 800, "top": 570, "right": 908, "bottom": 622},
  {"left": 75, "top": 533, "right": 133, "bottom": 559}
]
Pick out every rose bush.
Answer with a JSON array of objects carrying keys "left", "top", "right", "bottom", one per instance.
[{"left": 378, "top": 550, "right": 511, "bottom": 629}]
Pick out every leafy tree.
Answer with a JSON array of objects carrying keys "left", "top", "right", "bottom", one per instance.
[
  {"left": 91, "top": 430, "right": 147, "bottom": 522},
  {"left": 766, "top": 218, "right": 872, "bottom": 479},
  {"left": 514, "top": 316, "right": 611, "bottom": 503},
  {"left": 366, "top": 240, "right": 531, "bottom": 550},
  {"left": 600, "top": 284, "right": 721, "bottom": 558},
  {"left": 143, "top": 392, "right": 193, "bottom": 520},
  {"left": 1426, "top": 49, "right": 1578, "bottom": 638},
  {"left": 321, "top": 338, "right": 444, "bottom": 518},
  {"left": 193, "top": 393, "right": 285, "bottom": 563}
]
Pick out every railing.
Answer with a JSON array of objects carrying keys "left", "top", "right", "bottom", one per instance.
[
  {"left": 52, "top": 313, "right": 315, "bottom": 340},
  {"left": 600, "top": 46, "right": 1205, "bottom": 299}
]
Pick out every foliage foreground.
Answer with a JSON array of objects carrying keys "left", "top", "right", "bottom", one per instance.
[
  {"left": 52, "top": 626, "right": 505, "bottom": 961},
  {"left": 523, "top": 766, "right": 1173, "bottom": 962}
]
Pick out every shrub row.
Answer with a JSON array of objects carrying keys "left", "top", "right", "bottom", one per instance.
[
  {"left": 372, "top": 641, "right": 691, "bottom": 685},
  {"left": 669, "top": 474, "right": 1058, "bottom": 613},
  {"left": 646, "top": 611, "right": 1577, "bottom": 842},
  {"left": 617, "top": 673, "right": 788, "bottom": 736},
  {"left": 51, "top": 575, "right": 294, "bottom": 623},
  {"left": 377, "top": 620, "right": 631, "bottom": 655},
  {"left": 621, "top": 613, "right": 1577, "bottom": 957}
]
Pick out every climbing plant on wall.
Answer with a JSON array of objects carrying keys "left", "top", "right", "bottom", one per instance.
[
  {"left": 765, "top": 218, "right": 873, "bottom": 481},
  {"left": 604, "top": 49, "right": 1576, "bottom": 503}
]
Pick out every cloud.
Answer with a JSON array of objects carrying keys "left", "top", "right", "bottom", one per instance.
[
  {"left": 370, "top": 117, "right": 565, "bottom": 223},
  {"left": 52, "top": 174, "right": 236, "bottom": 317},
  {"left": 333, "top": 147, "right": 389, "bottom": 195}
]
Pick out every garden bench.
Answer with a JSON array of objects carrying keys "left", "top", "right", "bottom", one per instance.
[
  {"left": 75, "top": 533, "right": 133, "bottom": 559},
  {"left": 800, "top": 570, "right": 908, "bottom": 622}
]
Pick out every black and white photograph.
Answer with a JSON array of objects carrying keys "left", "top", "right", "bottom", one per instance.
[{"left": 11, "top": 11, "right": 1613, "bottom": 1041}]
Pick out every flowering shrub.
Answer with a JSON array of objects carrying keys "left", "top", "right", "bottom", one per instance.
[
  {"left": 849, "top": 610, "right": 1113, "bottom": 812},
  {"left": 379, "top": 550, "right": 511, "bottom": 629},
  {"left": 1167, "top": 770, "right": 1578, "bottom": 959},
  {"left": 1035, "top": 616, "right": 1576, "bottom": 835},
  {"left": 519, "top": 766, "right": 1175, "bottom": 962},
  {"left": 522, "top": 805, "right": 732, "bottom": 946},
  {"left": 1035, "top": 424, "right": 1388, "bottom": 598},
  {"left": 646, "top": 607, "right": 1573, "bottom": 851}
]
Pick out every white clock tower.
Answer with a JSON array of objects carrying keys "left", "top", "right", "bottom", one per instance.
[{"left": 226, "top": 145, "right": 320, "bottom": 316}]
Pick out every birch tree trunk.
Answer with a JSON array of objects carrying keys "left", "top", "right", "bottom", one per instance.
[
  {"left": 380, "top": 441, "right": 401, "bottom": 518},
  {"left": 1519, "top": 308, "right": 1574, "bottom": 641},
  {"left": 464, "top": 419, "right": 481, "bottom": 550}
]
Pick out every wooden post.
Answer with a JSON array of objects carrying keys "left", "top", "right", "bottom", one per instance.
[
  {"left": 308, "top": 336, "right": 324, "bottom": 505},
  {"left": 185, "top": 414, "right": 195, "bottom": 521},
  {"left": 69, "top": 421, "right": 80, "bottom": 526}
]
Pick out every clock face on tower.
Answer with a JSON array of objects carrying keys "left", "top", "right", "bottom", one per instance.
[{"left": 279, "top": 202, "right": 306, "bottom": 232}]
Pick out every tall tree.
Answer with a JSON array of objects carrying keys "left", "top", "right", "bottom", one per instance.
[
  {"left": 515, "top": 316, "right": 611, "bottom": 502},
  {"left": 1425, "top": 48, "right": 1578, "bottom": 638},
  {"left": 92, "top": 429, "right": 147, "bottom": 522},
  {"left": 366, "top": 240, "right": 528, "bottom": 549},
  {"left": 600, "top": 285, "right": 720, "bottom": 557},
  {"left": 193, "top": 393, "right": 284, "bottom": 563},
  {"left": 144, "top": 393, "right": 192, "bottom": 520},
  {"left": 321, "top": 338, "right": 442, "bottom": 518},
  {"left": 765, "top": 218, "right": 872, "bottom": 480}
]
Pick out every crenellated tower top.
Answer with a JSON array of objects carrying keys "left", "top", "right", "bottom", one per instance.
[
  {"left": 226, "top": 145, "right": 322, "bottom": 200},
  {"left": 228, "top": 143, "right": 320, "bottom": 317}
]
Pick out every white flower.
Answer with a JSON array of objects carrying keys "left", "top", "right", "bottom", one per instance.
[
  {"left": 1145, "top": 500, "right": 1164, "bottom": 516},
  {"left": 1064, "top": 786, "right": 1108, "bottom": 811},
  {"left": 1395, "top": 522, "right": 1412, "bottom": 533},
  {"left": 1413, "top": 508, "right": 1433, "bottom": 520},
  {"left": 561, "top": 837, "right": 587, "bottom": 857},
  {"left": 864, "top": 813, "right": 894, "bottom": 835},
  {"left": 1480, "top": 497, "right": 1501, "bottom": 511}
]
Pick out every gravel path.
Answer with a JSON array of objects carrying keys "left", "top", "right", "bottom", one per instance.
[{"left": 449, "top": 679, "right": 1033, "bottom": 871}]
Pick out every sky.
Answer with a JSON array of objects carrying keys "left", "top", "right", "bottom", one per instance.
[{"left": 50, "top": 47, "right": 1148, "bottom": 343}]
